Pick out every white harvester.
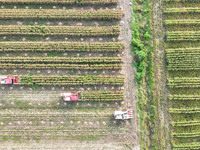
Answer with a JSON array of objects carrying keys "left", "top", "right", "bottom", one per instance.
[{"left": 113, "top": 109, "right": 133, "bottom": 120}]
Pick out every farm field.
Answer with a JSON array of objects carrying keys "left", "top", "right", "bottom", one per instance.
[
  {"left": 0, "top": 0, "right": 139, "bottom": 149},
  {"left": 163, "top": 0, "right": 200, "bottom": 149}
]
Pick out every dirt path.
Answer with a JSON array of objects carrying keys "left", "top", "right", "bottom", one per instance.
[
  {"left": 119, "top": 0, "right": 140, "bottom": 148},
  {"left": 150, "top": 0, "right": 171, "bottom": 149}
]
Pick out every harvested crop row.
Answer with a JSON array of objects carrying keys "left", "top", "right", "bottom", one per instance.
[
  {"left": 0, "top": 110, "right": 112, "bottom": 118},
  {"left": 0, "top": 0, "right": 119, "bottom": 5},
  {"left": 169, "top": 95, "right": 200, "bottom": 101},
  {"left": 0, "top": 57, "right": 122, "bottom": 64},
  {"left": 164, "top": 7, "right": 200, "bottom": 13},
  {"left": 167, "top": 31, "right": 200, "bottom": 41},
  {"left": 168, "top": 77, "right": 200, "bottom": 88},
  {"left": 81, "top": 91, "right": 124, "bottom": 101},
  {"left": 0, "top": 9, "right": 124, "bottom": 20},
  {"left": 0, "top": 25, "right": 120, "bottom": 36},
  {"left": 0, "top": 129, "right": 112, "bottom": 137},
  {"left": 173, "top": 142, "right": 200, "bottom": 150},
  {"left": 20, "top": 75, "right": 124, "bottom": 85},
  {"left": 165, "top": 19, "right": 200, "bottom": 25},
  {"left": 0, "top": 42, "right": 124, "bottom": 52},
  {"left": 169, "top": 107, "right": 200, "bottom": 113},
  {"left": 0, "top": 63, "right": 122, "bottom": 70}
]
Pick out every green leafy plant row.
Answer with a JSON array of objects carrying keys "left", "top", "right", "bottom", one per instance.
[
  {"left": 167, "top": 31, "right": 200, "bottom": 41},
  {"left": 0, "top": 25, "right": 120, "bottom": 36},
  {"left": 20, "top": 75, "right": 124, "bottom": 85},
  {"left": 0, "top": 0, "right": 119, "bottom": 5},
  {"left": 168, "top": 77, "right": 200, "bottom": 88},
  {"left": 0, "top": 9, "right": 124, "bottom": 20},
  {"left": 164, "top": 7, "right": 200, "bottom": 13},
  {"left": 0, "top": 42, "right": 124, "bottom": 52},
  {"left": 166, "top": 48, "right": 200, "bottom": 70},
  {"left": 0, "top": 63, "right": 122, "bottom": 70},
  {"left": 172, "top": 131, "right": 200, "bottom": 137},
  {"left": 0, "top": 57, "right": 122, "bottom": 64},
  {"left": 171, "top": 120, "right": 200, "bottom": 126},
  {"left": 81, "top": 91, "right": 124, "bottom": 101},
  {"left": 169, "top": 107, "right": 200, "bottom": 113},
  {"left": 173, "top": 142, "right": 200, "bottom": 150},
  {"left": 164, "top": 0, "right": 200, "bottom": 2},
  {"left": 165, "top": 19, "right": 200, "bottom": 25},
  {"left": 169, "top": 94, "right": 200, "bottom": 101}
]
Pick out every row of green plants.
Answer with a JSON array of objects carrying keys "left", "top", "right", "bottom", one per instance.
[
  {"left": 166, "top": 49, "right": 199, "bottom": 70},
  {"left": 0, "top": 9, "right": 124, "bottom": 20},
  {"left": 167, "top": 31, "right": 200, "bottom": 41},
  {"left": 163, "top": 0, "right": 199, "bottom": 2},
  {"left": 0, "top": 63, "right": 122, "bottom": 70},
  {"left": 164, "top": 7, "right": 200, "bottom": 13},
  {"left": 165, "top": 19, "right": 200, "bottom": 25},
  {"left": 0, "top": 0, "right": 119, "bottom": 5},
  {"left": 168, "top": 77, "right": 200, "bottom": 88},
  {"left": 169, "top": 107, "right": 200, "bottom": 113},
  {"left": 169, "top": 94, "right": 200, "bottom": 101},
  {"left": 172, "top": 132, "right": 200, "bottom": 137},
  {"left": 0, "top": 42, "right": 124, "bottom": 52},
  {"left": 81, "top": 91, "right": 124, "bottom": 101},
  {"left": 171, "top": 120, "right": 200, "bottom": 126},
  {"left": 20, "top": 75, "right": 124, "bottom": 85},
  {"left": 166, "top": 47, "right": 200, "bottom": 53},
  {"left": 0, "top": 25, "right": 120, "bottom": 36},
  {"left": 173, "top": 142, "right": 200, "bottom": 150},
  {"left": 0, "top": 57, "right": 122, "bottom": 64}
]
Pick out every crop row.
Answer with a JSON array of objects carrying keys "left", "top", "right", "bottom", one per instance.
[
  {"left": 0, "top": 63, "right": 122, "bottom": 70},
  {"left": 169, "top": 95, "right": 200, "bottom": 101},
  {"left": 20, "top": 75, "right": 124, "bottom": 85},
  {"left": 0, "top": 25, "right": 120, "bottom": 36},
  {"left": 0, "top": 9, "right": 124, "bottom": 20},
  {"left": 164, "top": 7, "right": 200, "bottom": 13},
  {"left": 171, "top": 120, "right": 200, "bottom": 126},
  {"left": 0, "top": 42, "right": 124, "bottom": 52},
  {"left": 0, "top": 57, "right": 122, "bottom": 63},
  {"left": 81, "top": 91, "right": 123, "bottom": 101},
  {"left": 165, "top": 19, "right": 200, "bottom": 25},
  {"left": 173, "top": 142, "right": 200, "bottom": 150},
  {"left": 166, "top": 47, "right": 200, "bottom": 53},
  {"left": 0, "top": 0, "right": 119, "bottom": 5},
  {"left": 166, "top": 54, "right": 200, "bottom": 70},
  {"left": 167, "top": 31, "right": 200, "bottom": 41},
  {"left": 169, "top": 107, "right": 200, "bottom": 113},
  {"left": 172, "top": 132, "right": 200, "bottom": 137},
  {"left": 0, "top": 57, "right": 122, "bottom": 69},
  {"left": 168, "top": 77, "right": 200, "bottom": 88}
]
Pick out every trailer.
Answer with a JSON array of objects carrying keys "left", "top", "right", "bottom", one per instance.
[{"left": 0, "top": 75, "right": 19, "bottom": 85}]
